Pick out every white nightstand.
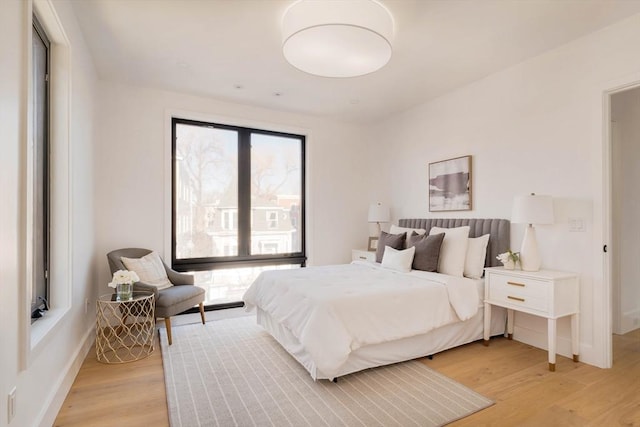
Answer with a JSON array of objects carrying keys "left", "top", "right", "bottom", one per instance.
[
  {"left": 352, "top": 249, "right": 376, "bottom": 263},
  {"left": 483, "top": 267, "right": 579, "bottom": 372}
]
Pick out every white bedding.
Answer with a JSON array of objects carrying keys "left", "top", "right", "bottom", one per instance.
[{"left": 243, "top": 261, "right": 482, "bottom": 379}]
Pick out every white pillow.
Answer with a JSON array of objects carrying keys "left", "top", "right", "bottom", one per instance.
[
  {"left": 381, "top": 245, "right": 416, "bottom": 273},
  {"left": 121, "top": 251, "right": 173, "bottom": 290},
  {"left": 428, "top": 226, "right": 470, "bottom": 277},
  {"left": 390, "top": 225, "right": 427, "bottom": 248},
  {"left": 464, "top": 234, "right": 490, "bottom": 279}
]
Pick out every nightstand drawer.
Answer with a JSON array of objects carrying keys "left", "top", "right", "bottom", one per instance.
[
  {"left": 489, "top": 287, "right": 548, "bottom": 312},
  {"left": 489, "top": 274, "right": 548, "bottom": 299},
  {"left": 352, "top": 249, "right": 376, "bottom": 263}
]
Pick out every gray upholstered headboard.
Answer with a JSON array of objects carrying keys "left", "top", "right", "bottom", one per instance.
[{"left": 398, "top": 218, "right": 510, "bottom": 268}]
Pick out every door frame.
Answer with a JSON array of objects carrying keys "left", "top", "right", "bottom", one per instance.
[{"left": 602, "top": 77, "right": 640, "bottom": 368}]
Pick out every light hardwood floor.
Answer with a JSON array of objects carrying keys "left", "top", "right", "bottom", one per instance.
[{"left": 55, "top": 321, "right": 639, "bottom": 426}]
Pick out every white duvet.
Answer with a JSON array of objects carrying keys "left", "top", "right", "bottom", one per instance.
[{"left": 243, "top": 261, "right": 480, "bottom": 379}]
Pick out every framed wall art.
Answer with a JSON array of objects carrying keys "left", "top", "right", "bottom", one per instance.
[
  {"left": 428, "top": 155, "right": 472, "bottom": 212},
  {"left": 367, "top": 236, "right": 379, "bottom": 251}
]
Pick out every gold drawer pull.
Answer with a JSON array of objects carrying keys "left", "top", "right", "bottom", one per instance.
[
  {"left": 508, "top": 296, "right": 525, "bottom": 302},
  {"left": 358, "top": 256, "right": 367, "bottom": 260},
  {"left": 507, "top": 281, "right": 525, "bottom": 287}
]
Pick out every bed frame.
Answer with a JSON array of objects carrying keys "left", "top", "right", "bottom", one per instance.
[{"left": 259, "top": 218, "right": 511, "bottom": 380}]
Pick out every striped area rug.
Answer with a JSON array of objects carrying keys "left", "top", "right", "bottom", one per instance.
[{"left": 160, "top": 316, "right": 493, "bottom": 427}]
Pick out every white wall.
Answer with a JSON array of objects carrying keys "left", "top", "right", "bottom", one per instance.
[
  {"left": 0, "top": 1, "right": 25, "bottom": 424},
  {"left": 366, "top": 13, "right": 640, "bottom": 368},
  {"left": 0, "top": 0, "right": 98, "bottom": 426},
  {"left": 94, "top": 81, "right": 370, "bottom": 293},
  {"left": 611, "top": 88, "right": 640, "bottom": 334}
]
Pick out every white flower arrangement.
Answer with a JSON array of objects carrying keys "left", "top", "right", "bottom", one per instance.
[
  {"left": 108, "top": 269, "right": 140, "bottom": 288},
  {"left": 496, "top": 250, "right": 520, "bottom": 265}
]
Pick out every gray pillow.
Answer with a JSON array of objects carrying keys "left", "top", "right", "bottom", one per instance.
[
  {"left": 375, "top": 231, "right": 407, "bottom": 263},
  {"left": 408, "top": 232, "right": 445, "bottom": 272}
]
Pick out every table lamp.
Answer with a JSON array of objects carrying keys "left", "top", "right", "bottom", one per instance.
[
  {"left": 368, "top": 202, "right": 390, "bottom": 235},
  {"left": 511, "top": 193, "right": 554, "bottom": 271}
]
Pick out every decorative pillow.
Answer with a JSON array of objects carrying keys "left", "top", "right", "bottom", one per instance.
[
  {"left": 428, "top": 226, "right": 470, "bottom": 277},
  {"left": 464, "top": 234, "right": 490, "bottom": 279},
  {"left": 121, "top": 251, "right": 173, "bottom": 290},
  {"left": 408, "top": 232, "right": 445, "bottom": 272},
  {"left": 375, "top": 231, "right": 407, "bottom": 263},
  {"left": 381, "top": 245, "right": 416, "bottom": 273},
  {"left": 390, "top": 225, "right": 427, "bottom": 248}
]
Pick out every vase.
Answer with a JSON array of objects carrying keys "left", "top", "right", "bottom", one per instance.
[
  {"left": 502, "top": 259, "right": 515, "bottom": 270},
  {"left": 116, "top": 282, "right": 133, "bottom": 301}
]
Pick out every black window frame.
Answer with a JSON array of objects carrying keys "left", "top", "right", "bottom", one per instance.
[
  {"left": 171, "top": 117, "right": 306, "bottom": 273},
  {"left": 31, "top": 15, "right": 51, "bottom": 320}
]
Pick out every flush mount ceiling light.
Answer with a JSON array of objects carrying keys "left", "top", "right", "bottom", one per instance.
[{"left": 282, "top": 0, "right": 394, "bottom": 78}]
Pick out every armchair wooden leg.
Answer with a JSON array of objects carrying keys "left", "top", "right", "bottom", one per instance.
[
  {"left": 199, "top": 302, "right": 206, "bottom": 325},
  {"left": 165, "top": 317, "right": 173, "bottom": 345}
]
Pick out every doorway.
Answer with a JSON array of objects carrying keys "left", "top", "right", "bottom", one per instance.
[{"left": 609, "top": 85, "right": 640, "bottom": 362}]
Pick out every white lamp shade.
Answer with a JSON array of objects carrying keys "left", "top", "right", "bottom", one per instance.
[
  {"left": 368, "top": 203, "right": 390, "bottom": 223},
  {"left": 511, "top": 194, "right": 554, "bottom": 225},
  {"left": 282, "top": 0, "right": 394, "bottom": 78}
]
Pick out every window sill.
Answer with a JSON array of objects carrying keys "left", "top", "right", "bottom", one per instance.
[{"left": 30, "top": 307, "right": 69, "bottom": 353}]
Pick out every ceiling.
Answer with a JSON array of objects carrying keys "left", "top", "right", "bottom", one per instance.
[{"left": 70, "top": 0, "right": 640, "bottom": 124}]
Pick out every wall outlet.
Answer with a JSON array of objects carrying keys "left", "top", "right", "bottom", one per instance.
[{"left": 8, "top": 387, "right": 16, "bottom": 423}]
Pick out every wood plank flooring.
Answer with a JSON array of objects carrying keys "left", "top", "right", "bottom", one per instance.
[
  {"left": 54, "top": 336, "right": 169, "bottom": 427},
  {"left": 54, "top": 324, "right": 640, "bottom": 426},
  {"left": 425, "top": 328, "right": 640, "bottom": 426}
]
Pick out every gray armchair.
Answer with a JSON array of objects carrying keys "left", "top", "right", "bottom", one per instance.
[{"left": 107, "top": 248, "right": 206, "bottom": 345}]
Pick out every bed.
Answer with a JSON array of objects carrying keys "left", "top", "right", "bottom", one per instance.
[{"left": 243, "top": 218, "right": 510, "bottom": 380}]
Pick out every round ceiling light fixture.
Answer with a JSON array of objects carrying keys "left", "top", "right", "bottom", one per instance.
[{"left": 282, "top": 0, "right": 394, "bottom": 78}]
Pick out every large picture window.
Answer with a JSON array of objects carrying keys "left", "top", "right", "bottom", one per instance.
[{"left": 172, "top": 118, "right": 305, "bottom": 307}]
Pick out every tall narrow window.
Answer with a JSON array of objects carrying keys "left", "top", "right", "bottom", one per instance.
[
  {"left": 172, "top": 118, "right": 305, "bottom": 308},
  {"left": 32, "top": 16, "right": 50, "bottom": 320}
]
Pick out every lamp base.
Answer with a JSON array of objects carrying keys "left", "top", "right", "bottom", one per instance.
[{"left": 520, "top": 225, "right": 541, "bottom": 271}]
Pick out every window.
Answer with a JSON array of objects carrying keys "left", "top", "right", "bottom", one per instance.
[
  {"left": 222, "top": 210, "right": 237, "bottom": 231},
  {"left": 31, "top": 16, "right": 50, "bottom": 321},
  {"left": 27, "top": 3, "right": 73, "bottom": 352},
  {"left": 172, "top": 118, "right": 305, "bottom": 306},
  {"left": 266, "top": 211, "right": 278, "bottom": 229}
]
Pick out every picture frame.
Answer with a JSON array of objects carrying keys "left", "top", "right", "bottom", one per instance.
[
  {"left": 428, "top": 155, "right": 472, "bottom": 212},
  {"left": 367, "top": 236, "right": 379, "bottom": 252}
]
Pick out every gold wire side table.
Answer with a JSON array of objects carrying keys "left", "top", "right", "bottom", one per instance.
[{"left": 96, "top": 292, "right": 155, "bottom": 364}]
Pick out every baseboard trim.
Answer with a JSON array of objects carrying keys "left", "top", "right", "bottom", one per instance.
[
  {"left": 618, "top": 308, "right": 640, "bottom": 334},
  {"left": 37, "top": 325, "right": 95, "bottom": 427},
  {"left": 513, "top": 324, "right": 598, "bottom": 368}
]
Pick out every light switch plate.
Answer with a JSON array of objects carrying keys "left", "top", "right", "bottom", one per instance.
[{"left": 568, "top": 218, "right": 585, "bottom": 232}]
